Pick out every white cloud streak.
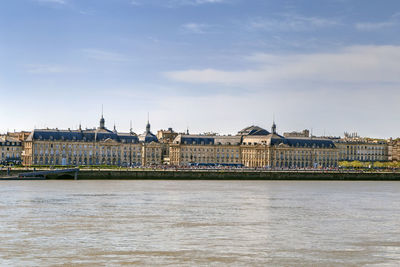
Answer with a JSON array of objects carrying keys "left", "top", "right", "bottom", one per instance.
[
  {"left": 248, "top": 14, "right": 340, "bottom": 32},
  {"left": 355, "top": 21, "right": 394, "bottom": 31},
  {"left": 34, "top": 0, "right": 66, "bottom": 4},
  {"left": 182, "top": 23, "right": 211, "bottom": 33},
  {"left": 82, "top": 49, "right": 128, "bottom": 62},
  {"left": 165, "top": 45, "right": 400, "bottom": 86},
  {"left": 129, "top": 0, "right": 226, "bottom": 7},
  {"left": 25, "top": 64, "right": 71, "bottom": 74},
  {"left": 355, "top": 12, "right": 400, "bottom": 31}
]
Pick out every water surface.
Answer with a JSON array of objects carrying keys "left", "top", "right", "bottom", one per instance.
[{"left": 0, "top": 180, "right": 399, "bottom": 266}]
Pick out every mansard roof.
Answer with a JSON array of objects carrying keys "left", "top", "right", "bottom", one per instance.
[
  {"left": 138, "top": 131, "right": 158, "bottom": 143},
  {"left": 173, "top": 135, "right": 215, "bottom": 145},
  {"left": 214, "top": 135, "right": 242, "bottom": 145},
  {"left": 238, "top": 125, "right": 270, "bottom": 136},
  {"left": 173, "top": 134, "right": 242, "bottom": 145},
  {"left": 26, "top": 129, "right": 139, "bottom": 143},
  {"left": 270, "top": 137, "right": 336, "bottom": 148}
]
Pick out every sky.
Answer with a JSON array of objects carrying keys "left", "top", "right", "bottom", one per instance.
[{"left": 1, "top": 0, "right": 400, "bottom": 138}]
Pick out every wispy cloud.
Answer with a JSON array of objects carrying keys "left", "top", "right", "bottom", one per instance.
[
  {"left": 248, "top": 13, "right": 340, "bottom": 32},
  {"left": 82, "top": 49, "right": 128, "bottom": 62},
  {"left": 355, "top": 12, "right": 400, "bottom": 31},
  {"left": 182, "top": 23, "right": 211, "bottom": 34},
  {"left": 129, "top": 0, "right": 226, "bottom": 7},
  {"left": 165, "top": 45, "right": 400, "bottom": 86},
  {"left": 25, "top": 64, "right": 73, "bottom": 74},
  {"left": 193, "top": 0, "right": 224, "bottom": 4},
  {"left": 130, "top": 0, "right": 141, "bottom": 6},
  {"left": 355, "top": 21, "right": 394, "bottom": 31},
  {"left": 34, "top": 0, "right": 67, "bottom": 4},
  {"left": 172, "top": 0, "right": 225, "bottom": 5}
]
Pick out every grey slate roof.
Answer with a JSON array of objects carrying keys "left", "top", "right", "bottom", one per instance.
[
  {"left": 173, "top": 135, "right": 215, "bottom": 145},
  {"left": 238, "top": 125, "right": 270, "bottom": 136},
  {"left": 272, "top": 136, "right": 336, "bottom": 148},
  {"left": 138, "top": 131, "right": 159, "bottom": 143},
  {"left": 173, "top": 135, "right": 242, "bottom": 146},
  {"left": 26, "top": 129, "right": 139, "bottom": 143}
]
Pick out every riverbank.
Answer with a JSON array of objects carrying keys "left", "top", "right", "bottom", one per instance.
[{"left": 2, "top": 169, "right": 400, "bottom": 180}]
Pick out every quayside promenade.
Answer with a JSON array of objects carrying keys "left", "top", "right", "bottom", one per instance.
[{"left": 1, "top": 167, "right": 400, "bottom": 180}]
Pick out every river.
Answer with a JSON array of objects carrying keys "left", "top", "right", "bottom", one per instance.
[{"left": 0, "top": 180, "right": 399, "bottom": 266}]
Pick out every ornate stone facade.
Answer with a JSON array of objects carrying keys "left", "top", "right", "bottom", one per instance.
[
  {"left": 170, "top": 123, "right": 339, "bottom": 168},
  {"left": 334, "top": 139, "right": 388, "bottom": 162},
  {"left": 23, "top": 115, "right": 162, "bottom": 166},
  {"left": 169, "top": 135, "right": 242, "bottom": 166},
  {"left": 0, "top": 136, "right": 22, "bottom": 164},
  {"left": 388, "top": 139, "right": 400, "bottom": 162}
]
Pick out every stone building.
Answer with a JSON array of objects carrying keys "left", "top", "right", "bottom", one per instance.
[
  {"left": 169, "top": 134, "right": 242, "bottom": 166},
  {"left": 23, "top": 115, "right": 161, "bottom": 167},
  {"left": 0, "top": 136, "right": 22, "bottom": 164},
  {"left": 283, "top": 129, "right": 310, "bottom": 138},
  {"left": 388, "top": 139, "right": 400, "bottom": 162},
  {"left": 138, "top": 120, "right": 162, "bottom": 166},
  {"left": 157, "top": 128, "right": 179, "bottom": 164},
  {"left": 334, "top": 137, "right": 388, "bottom": 162},
  {"left": 240, "top": 123, "right": 338, "bottom": 168},
  {"left": 170, "top": 123, "right": 339, "bottom": 168}
]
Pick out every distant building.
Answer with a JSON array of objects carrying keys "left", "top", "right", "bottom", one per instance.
[
  {"left": 170, "top": 123, "right": 338, "bottom": 168},
  {"left": 7, "top": 131, "right": 31, "bottom": 142},
  {"left": 170, "top": 134, "right": 242, "bottom": 166},
  {"left": 157, "top": 128, "right": 178, "bottom": 143},
  {"left": 240, "top": 123, "right": 338, "bottom": 168},
  {"left": 23, "top": 114, "right": 161, "bottom": 167},
  {"left": 334, "top": 134, "right": 388, "bottom": 162},
  {"left": 388, "top": 139, "right": 400, "bottom": 162},
  {"left": 0, "top": 136, "right": 22, "bottom": 165},
  {"left": 283, "top": 129, "right": 310, "bottom": 138},
  {"left": 138, "top": 120, "right": 162, "bottom": 166},
  {"left": 157, "top": 128, "right": 179, "bottom": 164}
]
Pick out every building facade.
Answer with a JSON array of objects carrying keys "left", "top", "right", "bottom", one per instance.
[
  {"left": 170, "top": 123, "right": 339, "bottom": 168},
  {"left": 23, "top": 115, "right": 162, "bottom": 167},
  {"left": 157, "top": 128, "right": 179, "bottom": 164},
  {"left": 334, "top": 138, "right": 388, "bottom": 162},
  {"left": 388, "top": 139, "right": 400, "bottom": 162},
  {"left": 0, "top": 136, "right": 22, "bottom": 164},
  {"left": 169, "top": 135, "right": 242, "bottom": 166}
]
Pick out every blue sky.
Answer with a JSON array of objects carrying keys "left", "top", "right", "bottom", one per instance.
[{"left": 1, "top": 0, "right": 400, "bottom": 138}]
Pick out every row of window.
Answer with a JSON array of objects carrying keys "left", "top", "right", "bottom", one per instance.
[
  {"left": 0, "top": 142, "right": 21, "bottom": 146},
  {"left": 1, "top": 147, "right": 20, "bottom": 151},
  {"left": 34, "top": 143, "right": 145, "bottom": 150},
  {"left": 179, "top": 147, "right": 239, "bottom": 153}
]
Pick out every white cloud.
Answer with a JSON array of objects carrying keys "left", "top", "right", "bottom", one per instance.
[
  {"left": 355, "top": 21, "right": 394, "bottom": 31},
  {"left": 25, "top": 64, "right": 71, "bottom": 74},
  {"left": 165, "top": 45, "right": 400, "bottom": 86},
  {"left": 167, "top": 0, "right": 226, "bottom": 6},
  {"left": 355, "top": 12, "right": 400, "bottom": 31},
  {"left": 82, "top": 49, "right": 128, "bottom": 62},
  {"left": 182, "top": 23, "right": 210, "bottom": 34},
  {"left": 130, "top": 0, "right": 141, "bottom": 6},
  {"left": 194, "top": 0, "right": 224, "bottom": 3},
  {"left": 162, "top": 45, "right": 400, "bottom": 137},
  {"left": 248, "top": 14, "right": 340, "bottom": 32},
  {"left": 34, "top": 0, "right": 66, "bottom": 4}
]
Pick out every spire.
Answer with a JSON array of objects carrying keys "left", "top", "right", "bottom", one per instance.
[
  {"left": 79, "top": 122, "right": 82, "bottom": 131},
  {"left": 271, "top": 115, "right": 277, "bottom": 134},
  {"left": 186, "top": 127, "right": 189, "bottom": 135},
  {"left": 113, "top": 122, "right": 117, "bottom": 133},
  {"left": 146, "top": 112, "right": 150, "bottom": 133},
  {"left": 99, "top": 105, "right": 105, "bottom": 129},
  {"left": 130, "top": 120, "right": 133, "bottom": 134}
]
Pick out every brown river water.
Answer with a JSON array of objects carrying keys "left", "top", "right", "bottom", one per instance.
[{"left": 0, "top": 180, "right": 399, "bottom": 266}]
